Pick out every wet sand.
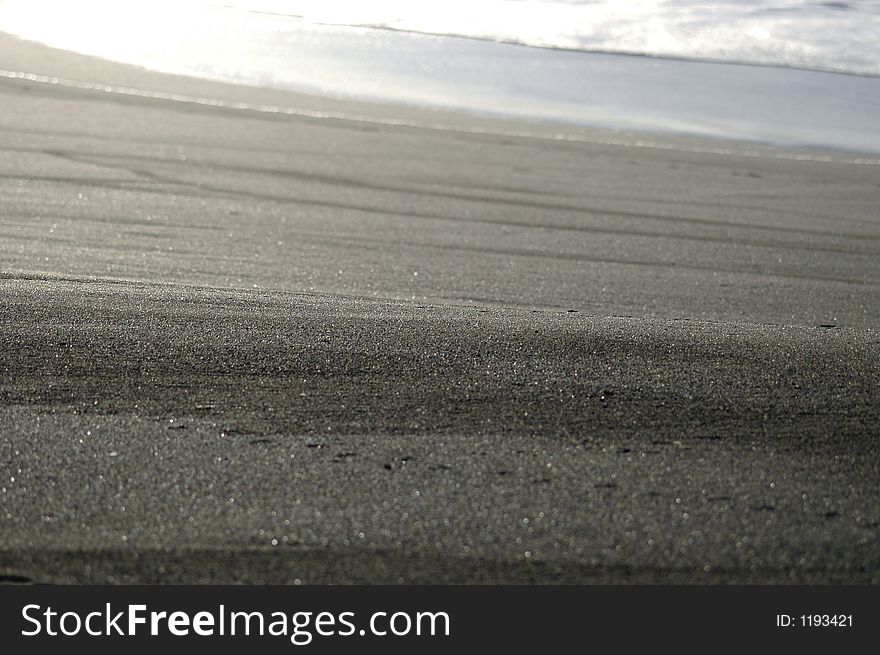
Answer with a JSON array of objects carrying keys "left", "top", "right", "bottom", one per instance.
[{"left": 1, "top": 35, "right": 878, "bottom": 583}]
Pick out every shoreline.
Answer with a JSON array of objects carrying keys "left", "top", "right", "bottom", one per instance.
[
  {"left": 2, "top": 32, "right": 880, "bottom": 159},
  {"left": 4, "top": 66, "right": 880, "bottom": 167}
]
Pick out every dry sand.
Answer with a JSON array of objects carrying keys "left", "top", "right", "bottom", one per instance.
[{"left": 0, "top": 34, "right": 878, "bottom": 583}]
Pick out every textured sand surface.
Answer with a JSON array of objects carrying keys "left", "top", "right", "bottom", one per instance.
[{"left": 0, "top": 35, "right": 878, "bottom": 583}]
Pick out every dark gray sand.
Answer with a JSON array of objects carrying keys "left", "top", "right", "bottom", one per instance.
[
  {"left": 0, "top": 36, "right": 879, "bottom": 583},
  {"left": 2, "top": 277, "right": 879, "bottom": 583}
]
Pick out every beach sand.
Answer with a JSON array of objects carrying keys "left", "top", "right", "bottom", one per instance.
[{"left": 1, "top": 34, "right": 878, "bottom": 583}]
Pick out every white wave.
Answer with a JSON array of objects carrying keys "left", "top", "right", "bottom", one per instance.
[{"left": 222, "top": 0, "right": 880, "bottom": 76}]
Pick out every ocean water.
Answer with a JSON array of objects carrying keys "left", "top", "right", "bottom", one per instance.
[
  {"left": 223, "top": 0, "right": 880, "bottom": 76},
  {"left": 1, "top": 0, "right": 878, "bottom": 152}
]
